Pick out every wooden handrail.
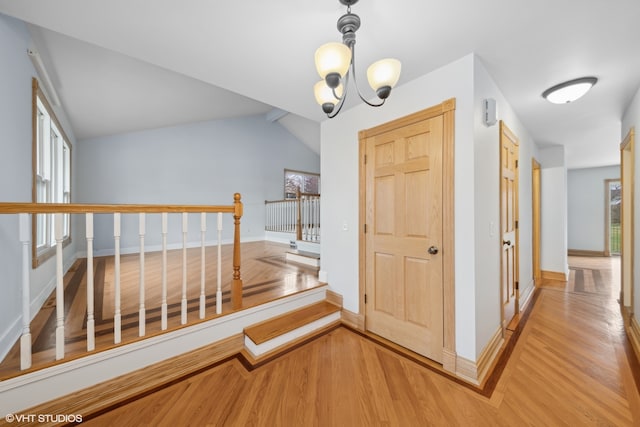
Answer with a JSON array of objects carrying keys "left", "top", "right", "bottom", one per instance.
[
  {"left": 6, "top": 194, "right": 245, "bottom": 371},
  {"left": 0, "top": 202, "right": 236, "bottom": 214}
]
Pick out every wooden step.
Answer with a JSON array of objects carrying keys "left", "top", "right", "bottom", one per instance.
[
  {"left": 285, "top": 250, "right": 320, "bottom": 268},
  {"left": 243, "top": 301, "right": 340, "bottom": 358}
]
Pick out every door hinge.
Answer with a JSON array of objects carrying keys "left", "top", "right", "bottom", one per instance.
[
  {"left": 364, "top": 155, "right": 367, "bottom": 164},
  {"left": 515, "top": 281, "right": 519, "bottom": 290},
  {"left": 515, "top": 160, "right": 519, "bottom": 168},
  {"left": 515, "top": 220, "right": 519, "bottom": 229},
  {"left": 364, "top": 294, "right": 367, "bottom": 304},
  {"left": 364, "top": 224, "right": 367, "bottom": 233}
]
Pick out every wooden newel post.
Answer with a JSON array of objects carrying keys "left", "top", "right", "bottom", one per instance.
[
  {"left": 232, "top": 193, "right": 244, "bottom": 309},
  {"left": 296, "top": 187, "right": 302, "bottom": 241}
]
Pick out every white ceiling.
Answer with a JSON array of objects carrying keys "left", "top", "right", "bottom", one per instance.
[{"left": 2, "top": 0, "right": 639, "bottom": 168}]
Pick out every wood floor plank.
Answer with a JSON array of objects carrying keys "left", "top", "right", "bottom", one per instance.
[
  {"left": 3, "top": 255, "right": 639, "bottom": 427},
  {"left": 0, "top": 241, "right": 323, "bottom": 379}
]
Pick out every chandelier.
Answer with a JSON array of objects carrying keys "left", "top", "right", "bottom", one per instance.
[{"left": 313, "top": 0, "right": 401, "bottom": 118}]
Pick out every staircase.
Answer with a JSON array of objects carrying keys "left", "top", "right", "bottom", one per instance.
[
  {"left": 242, "top": 300, "right": 340, "bottom": 364},
  {"left": 285, "top": 240, "right": 321, "bottom": 269}
]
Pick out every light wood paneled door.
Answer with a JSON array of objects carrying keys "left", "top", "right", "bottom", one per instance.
[
  {"left": 363, "top": 114, "right": 444, "bottom": 363},
  {"left": 500, "top": 121, "right": 519, "bottom": 329}
]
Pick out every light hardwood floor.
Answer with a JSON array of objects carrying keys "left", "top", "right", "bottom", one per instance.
[
  {"left": 0, "top": 241, "right": 323, "bottom": 378},
  {"left": 64, "top": 256, "right": 640, "bottom": 426}
]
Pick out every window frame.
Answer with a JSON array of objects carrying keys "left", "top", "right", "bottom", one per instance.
[
  {"left": 32, "top": 78, "right": 72, "bottom": 268},
  {"left": 284, "top": 169, "right": 320, "bottom": 199}
]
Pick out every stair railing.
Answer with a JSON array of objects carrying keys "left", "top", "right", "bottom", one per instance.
[
  {"left": 0, "top": 193, "right": 243, "bottom": 370},
  {"left": 265, "top": 190, "right": 320, "bottom": 243}
]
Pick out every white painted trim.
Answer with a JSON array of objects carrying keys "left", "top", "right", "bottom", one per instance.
[
  {"left": 0, "top": 254, "right": 77, "bottom": 363},
  {"left": 295, "top": 240, "right": 321, "bottom": 254},
  {"left": 0, "top": 286, "right": 327, "bottom": 415},
  {"left": 245, "top": 311, "right": 340, "bottom": 357},
  {"left": 264, "top": 231, "right": 296, "bottom": 245},
  {"left": 319, "top": 270, "right": 328, "bottom": 283},
  {"left": 285, "top": 252, "right": 320, "bottom": 268}
]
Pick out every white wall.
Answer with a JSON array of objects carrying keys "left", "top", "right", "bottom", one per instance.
[
  {"left": 472, "top": 58, "right": 539, "bottom": 356},
  {"left": 541, "top": 165, "right": 569, "bottom": 275},
  {"left": 321, "top": 54, "right": 478, "bottom": 359},
  {"left": 567, "top": 165, "right": 620, "bottom": 252},
  {"left": 75, "top": 116, "right": 319, "bottom": 252},
  {"left": 0, "top": 13, "right": 78, "bottom": 361},
  {"left": 621, "top": 85, "right": 640, "bottom": 326}
]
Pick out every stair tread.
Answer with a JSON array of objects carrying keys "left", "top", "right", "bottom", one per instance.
[
  {"left": 244, "top": 301, "right": 340, "bottom": 345},
  {"left": 286, "top": 250, "right": 320, "bottom": 259}
]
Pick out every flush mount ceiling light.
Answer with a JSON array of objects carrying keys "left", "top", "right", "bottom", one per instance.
[
  {"left": 542, "top": 77, "right": 598, "bottom": 104},
  {"left": 314, "top": 0, "right": 401, "bottom": 118}
]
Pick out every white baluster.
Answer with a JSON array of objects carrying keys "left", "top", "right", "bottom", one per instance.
[
  {"left": 86, "top": 213, "right": 95, "bottom": 351},
  {"left": 216, "top": 212, "right": 223, "bottom": 315},
  {"left": 54, "top": 213, "right": 64, "bottom": 360},
  {"left": 139, "top": 213, "right": 146, "bottom": 337},
  {"left": 181, "top": 213, "right": 188, "bottom": 325},
  {"left": 19, "top": 214, "right": 31, "bottom": 370},
  {"left": 161, "top": 212, "right": 168, "bottom": 330},
  {"left": 199, "top": 213, "right": 206, "bottom": 319},
  {"left": 113, "top": 213, "right": 121, "bottom": 344}
]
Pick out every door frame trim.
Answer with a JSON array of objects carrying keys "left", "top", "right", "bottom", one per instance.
[
  {"left": 358, "top": 98, "right": 456, "bottom": 372},
  {"left": 532, "top": 158, "right": 541, "bottom": 286},
  {"left": 621, "top": 128, "right": 635, "bottom": 309},
  {"left": 604, "top": 178, "right": 621, "bottom": 257}
]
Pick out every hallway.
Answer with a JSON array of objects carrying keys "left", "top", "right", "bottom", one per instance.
[{"left": 40, "top": 256, "right": 640, "bottom": 426}]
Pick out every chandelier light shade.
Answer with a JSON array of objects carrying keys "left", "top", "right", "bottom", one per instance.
[
  {"left": 314, "top": 80, "right": 343, "bottom": 111},
  {"left": 315, "top": 42, "right": 352, "bottom": 83},
  {"left": 542, "top": 77, "right": 598, "bottom": 104},
  {"left": 314, "top": 0, "right": 401, "bottom": 118},
  {"left": 367, "top": 58, "right": 402, "bottom": 98}
]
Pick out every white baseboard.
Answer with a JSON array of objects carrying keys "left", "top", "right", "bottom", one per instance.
[
  {"left": 0, "top": 285, "right": 328, "bottom": 415},
  {"left": 81, "top": 236, "right": 265, "bottom": 258},
  {"left": 264, "top": 231, "right": 296, "bottom": 246}
]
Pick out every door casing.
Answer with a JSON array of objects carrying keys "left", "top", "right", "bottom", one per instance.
[{"left": 358, "top": 99, "right": 456, "bottom": 372}]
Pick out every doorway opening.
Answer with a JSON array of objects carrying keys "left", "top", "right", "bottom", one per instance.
[{"left": 605, "top": 179, "right": 621, "bottom": 256}]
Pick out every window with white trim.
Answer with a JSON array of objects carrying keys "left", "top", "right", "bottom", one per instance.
[{"left": 32, "top": 78, "right": 72, "bottom": 267}]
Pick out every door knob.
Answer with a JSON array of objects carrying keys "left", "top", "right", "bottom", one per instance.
[
  {"left": 503, "top": 240, "right": 511, "bottom": 246},
  {"left": 428, "top": 246, "right": 439, "bottom": 255}
]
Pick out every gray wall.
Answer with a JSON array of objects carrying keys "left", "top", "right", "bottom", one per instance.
[
  {"left": 0, "top": 11, "right": 319, "bottom": 360},
  {"left": 0, "top": 13, "right": 78, "bottom": 360},
  {"left": 76, "top": 116, "right": 320, "bottom": 253},
  {"left": 567, "top": 165, "right": 620, "bottom": 252},
  {"left": 0, "top": 13, "right": 33, "bottom": 359},
  {"left": 621, "top": 85, "right": 640, "bottom": 322}
]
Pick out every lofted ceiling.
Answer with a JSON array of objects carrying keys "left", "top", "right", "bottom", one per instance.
[{"left": 1, "top": 0, "right": 639, "bottom": 167}]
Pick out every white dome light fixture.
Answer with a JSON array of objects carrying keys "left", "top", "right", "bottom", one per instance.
[
  {"left": 542, "top": 77, "right": 598, "bottom": 104},
  {"left": 314, "top": 0, "right": 401, "bottom": 118}
]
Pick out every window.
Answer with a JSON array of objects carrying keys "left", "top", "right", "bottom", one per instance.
[
  {"left": 284, "top": 169, "right": 320, "bottom": 199},
  {"left": 32, "top": 78, "right": 72, "bottom": 267}
]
